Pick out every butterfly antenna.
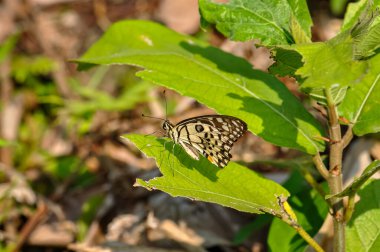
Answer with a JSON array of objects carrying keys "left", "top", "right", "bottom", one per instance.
[
  {"left": 163, "top": 90, "right": 168, "bottom": 120},
  {"left": 141, "top": 114, "right": 166, "bottom": 121}
]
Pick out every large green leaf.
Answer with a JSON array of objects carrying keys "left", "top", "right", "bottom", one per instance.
[
  {"left": 268, "top": 182, "right": 329, "bottom": 252},
  {"left": 346, "top": 179, "right": 380, "bottom": 252},
  {"left": 76, "top": 20, "right": 325, "bottom": 154},
  {"left": 339, "top": 54, "right": 380, "bottom": 136},
  {"left": 199, "top": 0, "right": 312, "bottom": 46},
  {"left": 292, "top": 34, "right": 368, "bottom": 90},
  {"left": 125, "top": 134, "right": 290, "bottom": 215}
]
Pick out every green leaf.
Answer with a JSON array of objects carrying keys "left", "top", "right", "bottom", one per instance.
[
  {"left": 198, "top": 0, "right": 312, "bottom": 46},
  {"left": 330, "top": 0, "right": 350, "bottom": 16},
  {"left": 290, "top": 14, "right": 311, "bottom": 44},
  {"left": 339, "top": 54, "right": 380, "bottom": 135},
  {"left": 68, "top": 79, "right": 152, "bottom": 115},
  {"left": 292, "top": 34, "right": 368, "bottom": 89},
  {"left": 308, "top": 84, "right": 348, "bottom": 106},
  {"left": 0, "top": 33, "right": 18, "bottom": 63},
  {"left": 349, "top": 2, "right": 380, "bottom": 59},
  {"left": 76, "top": 20, "right": 325, "bottom": 154},
  {"left": 268, "top": 47, "right": 304, "bottom": 78},
  {"left": 326, "top": 160, "right": 380, "bottom": 199},
  {"left": 342, "top": 0, "right": 380, "bottom": 32},
  {"left": 346, "top": 179, "right": 380, "bottom": 252},
  {"left": 353, "top": 21, "right": 380, "bottom": 59},
  {"left": 11, "top": 56, "right": 56, "bottom": 83},
  {"left": 233, "top": 214, "right": 273, "bottom": 244},
  {"left": 268, "top": 182, "right": 329, "bottom": 252},
  {"left": 125, "top": 134, "right": 290, "bottom": 215},
  {"left": 0, "top": 139, "right": 15, "bottom": 147}
]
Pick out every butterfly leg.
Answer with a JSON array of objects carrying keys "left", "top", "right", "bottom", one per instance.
[{"left": 169, "top": 142, "right": 177, "bottom": 177}]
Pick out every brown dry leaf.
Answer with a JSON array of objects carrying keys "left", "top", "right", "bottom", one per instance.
[
  {"left": 107, "top": 214, "right": 145, "bottom": 245},
  {"left": 68, "top": 243, "right": 112, "bottom": 252},
  {"left": 27, "top": 222, "right": 75, "bottom": 246}
]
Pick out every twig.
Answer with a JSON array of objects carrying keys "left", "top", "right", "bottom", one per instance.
[
  {"left": 12, "top": 201, "right": 48, "bottom": 252},
  {"left": 312, "top": 154, "right": 329, "bottom": 180},
  {"left": 296, "top": 226, "right": 325, "bottom": 252},
  {"left": 342, "top": 124, "right": 354, "bottom": 149},
  {"left": 344, "top": 193, "right": 356, "bottom": 223},
  {"left": 325, "top": 88, "right": 345, "bottom": 252},
  {"left": 300, "top": 168, "right": 330, "bottom": 206},
  {"left": 280, "top": 201, "right": 325, "bottom": 252}
]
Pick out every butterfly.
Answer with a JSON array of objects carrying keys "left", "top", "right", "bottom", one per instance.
[{"left": 161, "top": 115, "right": 247, "bottom": 167}]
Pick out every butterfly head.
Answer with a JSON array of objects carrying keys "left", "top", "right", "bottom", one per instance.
[{"left": 162, "top": 120, "right": 174, "bottom": 134}]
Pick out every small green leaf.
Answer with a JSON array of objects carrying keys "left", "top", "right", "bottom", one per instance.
[
  {"left": 76, "top": 20, "right": 325, "bottom": 154},
  {"left": 339, "top": 54, "right": 380, "bottom": 135},
  {"left": 290, "top": 14, "right": 311, "bottom": 44},
  {"left": 350, "top": 2, "right": 380, "bottom": 59},
  {"left": 353, "top": 21, "right": 380, "bottom": 59},
  {"left": 68, "top": 79, "right": 152, "bottom": 115},
  {"left": 199, "top": 0, "right": 312, "bottom": 45},
  {"left": 125, "top": 134, "right": 290, "bottom": 215},
  {"left": 308, "top": 84, "right": 348, "bottom": 106},
  {"left": 326, "top": 160, "right": 380, "bottom": 199},
  {"left": 342, "top": 0, "right": 366, "bottom": 32},
  {"left": 330, "top": 0, "right": 350, "bottom": 16},
  {"left": 269, "top": 47, "right": 304, "bottom": 78},
  {"left": 0, "top": 139, "right": 15, "bottom": 147},
  {"left": 346, "top": 179, "right": 380, "bottom": 252},
  {"left": 0, "top": 33, "right": 18, "bottom": 63}
]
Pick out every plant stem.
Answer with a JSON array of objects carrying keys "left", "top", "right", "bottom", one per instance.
[
  {"left": 301, "top": 168, "right": 328, "bottom": 200},
  {"left": 325, "top": 89, "right": 345, "bottom": 252},
  {"left": 342, "top": 124, "right": 354, "bottom": 149},
  {"left": 313, "top": 154, "right": 329, "bottom": 180},
  {"left": 295, "top": 226, "right": 325, "bottom": 252},
  {"left": 281, "top": 201, "right": 325, "bottom": 252},
  {"left": 344, "top": 193, "right": 356, "bottom": 222}
]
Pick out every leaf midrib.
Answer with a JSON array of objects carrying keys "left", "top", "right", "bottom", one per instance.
[{"left": 353, "top": 73, "right": 380, "bottom": 124}]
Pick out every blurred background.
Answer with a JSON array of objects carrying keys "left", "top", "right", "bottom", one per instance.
[{"left": 1, "top": 0, "right": 377, "bottom": 251}]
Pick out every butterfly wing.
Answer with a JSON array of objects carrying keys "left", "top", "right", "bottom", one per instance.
[{"left": 174, "top": 115, "right": 247, "bottom": 167}]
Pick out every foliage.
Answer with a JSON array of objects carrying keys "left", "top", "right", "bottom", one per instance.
[
  {"left": 77, "top": 0, "right": 380, "bottom": 251},
  {"left": 346, "top": 179, "right": 380, "bottom": 252}
]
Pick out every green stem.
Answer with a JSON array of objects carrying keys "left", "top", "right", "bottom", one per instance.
[
  {"left": 325, "top": 89, "right": 345, "bottom": 252},
  {"left": 296, "top": 226, "right": 325, "bottom": 252},
  {"left": 301, "top": 168, "right": 329, "bottom": 202},
  {"left": 345, "top": 193, "right": 356, "bottom": 222},
  {"left": 313, "top": 154, "right": 329, "bottom": 180},
  {"left": 281, "top": 201, "right": 325, "bottom": 252}
]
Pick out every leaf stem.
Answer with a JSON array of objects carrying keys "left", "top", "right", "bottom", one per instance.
[
  {"left": 312, "top": 154, "right": 329, "bottom": 180},
  {"left": 342, "top": 124, "right": 354, "bottom": 149},
  {"left": 344, "top": 193, "right": 356, "bottom": 222},
  {"left": 325, "top": 88, "right": 345, "bottom": 252},
  {"left": 280, "top": 202, "right": 325, "bottom": 252},
  {"left": 295, "top": 226, "right": 325, "bottom": 252},
  {"left": 300, "top": 168, "right": 329, "bottom": 203}
]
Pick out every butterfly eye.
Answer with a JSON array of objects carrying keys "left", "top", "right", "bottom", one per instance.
[{"left": 162, "top": 122, "right": 167, "bottom": 130}]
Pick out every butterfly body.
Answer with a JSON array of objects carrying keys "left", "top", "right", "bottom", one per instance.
[{"left": 162, "top": 115, "right": 247, "bottom": 167}]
